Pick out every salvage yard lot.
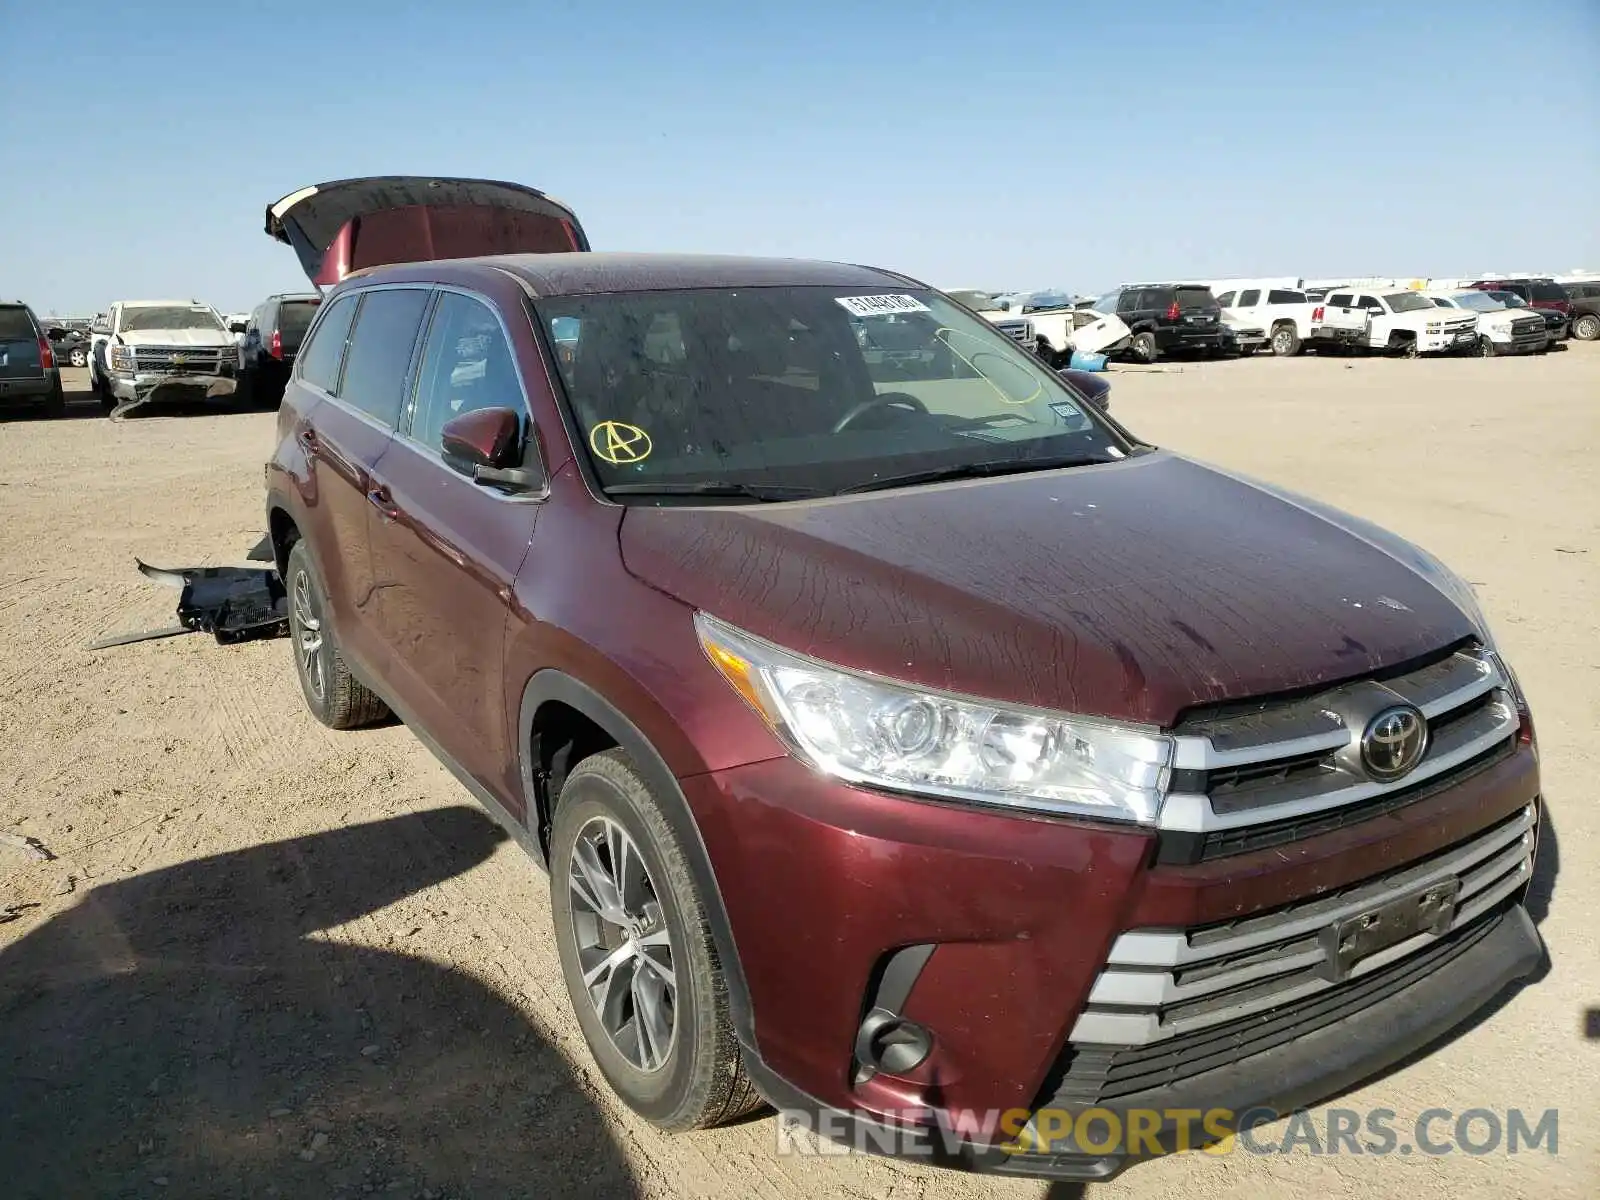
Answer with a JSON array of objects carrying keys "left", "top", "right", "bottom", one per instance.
[{"left": 2, "top": 353, "right": 1596, "bottom": 1199}]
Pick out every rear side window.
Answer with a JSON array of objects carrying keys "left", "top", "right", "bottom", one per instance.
[
  {"left": 0, "top": 306, "right": 39, "bottom": 340},
  {"left": 1237, "top": 289, "right": 1261, "bottom": 306},
  {"left": 277, "top": 300, "right": 321, "bottom": 350},
  {"left": 1356, "top": 294, "right": 1381, "bottom": 310},
  {"left": 409, "top": 291, "right": 525, "bottom": 450},
  {"left": 1267, "top": 289, "right": 1304, "bottom": 304},
  {"left": 1135, "top": 288, "right": 1168, "bottom": 310},
  {"left": 339, "top": 289, "right": 431, "bottom": 426},
  {"left": 1527, "top": 280, "right": 1567, "bottom": 303},
  {"left": 1328, "top": 292, "right": 1354, "bottom": 307},
  {"left": 297, "top": 294, "right": 357, "bottom": 393}
]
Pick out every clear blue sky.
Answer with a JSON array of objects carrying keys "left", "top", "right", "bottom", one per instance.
[{"left": 4, "top": 0, "right": 1596, "bottom": 316}]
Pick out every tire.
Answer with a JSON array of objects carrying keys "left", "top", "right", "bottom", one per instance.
[
  {"left": 284, "top": 539, "right": 390, "bottom": 729},
  {"left": 1270, "top": 324, "right": 1301, "bottom": 357},
  {"left": 1129, "top": 331, "right": 1158, "bottom": 363},
  {"left": 550, "top": 749, "right": 762, "bottom": 1132},
  {"left": 69, "top": 347, "right": 87, "bottom": 368},
  {"left": 1478, "top": 336, "right": 1498, "bottom": 358},
  {"left": 1573, "top": 313, "right": 1600, "bottom": 341},
  {"left": 44, "top": 380, "right": 66, "bottom": 418}
]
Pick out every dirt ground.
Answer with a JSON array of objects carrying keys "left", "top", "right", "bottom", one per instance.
[{"left": 2, "top": 351, "right": 1596, "bottom": 1199}]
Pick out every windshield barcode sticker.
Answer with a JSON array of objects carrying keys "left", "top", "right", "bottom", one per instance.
[{"left": 835, "top": 294, "right": 931, "bottom": 317}]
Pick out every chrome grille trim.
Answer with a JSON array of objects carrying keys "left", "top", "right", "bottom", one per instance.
[
  {"left": 992, "top": 319, "right": 1033, "bottom": 346},
  {"left": 1159, "top": 646, "right": 1518, "bottom": 834},
  {"left": 1070, "top": 805, "right": 1535, "bottom": 1045}
]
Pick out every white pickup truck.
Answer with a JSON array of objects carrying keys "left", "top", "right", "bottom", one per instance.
[
  {"left": 1423, "top": 290, "right": 1549, "bottom": 356},
  {"left": 1319, "top": 286, "right": 1479, "bottom": 357},
  {"left": 1207, "top": 280, "right": 1370, "bottom": 356},
  {"left": 88, "top": 300, "right": 240, "bottom": 414},
  {"left": 964, "top": 292, "right": 1131, "bottom": 365}
]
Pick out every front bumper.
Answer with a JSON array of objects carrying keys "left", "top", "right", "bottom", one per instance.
[
  {"left": 1497, "top": 332, "right": 1550, "bottom": 355},
  {"left": 687, "top": 743, "right": 1544, "bottom": 1181},
  {"left": 1418, "top": 329, "right": 1479, "bottom": 354},
  {"left": 109, "top": 370, "right": 237, "bottom": 403}
]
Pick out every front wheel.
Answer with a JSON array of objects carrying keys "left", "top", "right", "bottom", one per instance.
[
  {"left": 1479, "top": 336, "right": 1499, "bottom": 358},
  {"left": 69, "top": 347, "right": 87, "bottom": 368},
  {"left": 550, "top": 750, "right": 762, "bottom": 1132},
  {"left": 1572, "top": 313, "right": 1600, "bottom": 341}
]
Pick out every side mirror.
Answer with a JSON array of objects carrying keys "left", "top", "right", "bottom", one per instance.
[
  {"left": 440, "top": 407, "right": 543, "bottom": 493},
  {"left": 229, "top": 321, "right": 247, "bottom": 334},
  {"left": 1058, "top": 367, "right": 1111, "bottom": 410}
]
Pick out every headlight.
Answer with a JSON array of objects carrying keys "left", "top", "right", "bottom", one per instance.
[
  {"left": 1425, "top": 322, "right": 1443, "bottom": 332},
  {"left": 695, "top": 613, "right": 1173, "bottom": 824},
  {"left": 109, "top": 344, "right": 135, "bottom": 372}
]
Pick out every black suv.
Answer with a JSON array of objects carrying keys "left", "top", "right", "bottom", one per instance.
[
  {"left": 238, "top": 293, "right": 323, "bottom": 407},
  {"left": 1561, "top": 281, "right": 1600, "bottom": 341},
  {"left": 1089, "top": 283, "right": 1225, "bottom": 362},
  {"left": 0, "top": 302, "right": 66, "bottom": 417}
]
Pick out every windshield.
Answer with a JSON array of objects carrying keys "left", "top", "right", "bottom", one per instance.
[
  {"left": 1175, "top": 286, "right": 1220, "bottom": 312},
  {"left": 1022, "top": 292, "right": 1073, "bottom": 313},
  {"left": 277, "top": 300, "right": 321, "bottom": 346},
  {"left": 1526, "top": 280, "right": 1569, "bottom": 303},
  {"left": 536, "top": 286, "right": 1130, "bottom": 502},
  {"left": 0, "top": 306, "right": 38, "bottom": 341},
  {"left": 1385, "top": 292, "right": 1434, "bottom": 314},
  {"left": 1450, "top": 292, "right": 1502, "bottom": 313},
  {"left": 120, "top": 306, "right": 224, "bottom": 333},
  {"left": 1489, "top": 292, "right": 1527, "bottom": 307}
]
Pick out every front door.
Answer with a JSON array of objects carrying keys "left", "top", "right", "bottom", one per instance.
[{"left": 365, "top": 289, "right": 542, "bottom": 809}]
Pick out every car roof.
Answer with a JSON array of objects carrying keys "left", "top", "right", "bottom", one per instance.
[{"left": 349, "top": 251, "right": 924, "bottom": 297}]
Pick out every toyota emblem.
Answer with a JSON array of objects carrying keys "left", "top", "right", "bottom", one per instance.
[{"left": 1360, "top": 705, "right": 1429, "bottom": 781}]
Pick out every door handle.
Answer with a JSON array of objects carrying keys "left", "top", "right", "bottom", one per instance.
[
  {"left": 297, "top": 427, "right": 318, "bottom": 453},
  {"left": 367, "top": 484, "right": 399, "bottom": 522}
]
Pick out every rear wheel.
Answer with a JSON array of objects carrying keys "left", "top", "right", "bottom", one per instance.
[
  {"left": 1129, "top": 331, "right": 1158, "bottom": 363},
  {"left": 1573, "top": 313, "right": 1600, "bottom": 341},
  {"left": 285, "top": 539, "right": 390, "bottom": 729},
  {"left": 44, "top": 379, "right": 66, "bottom": 418},
  {"left": 550, "top": 750, "right": 762, "bottom": 1132},
  {"left": 1270, "top": 324, "right": 1302, "bottom": 357}
]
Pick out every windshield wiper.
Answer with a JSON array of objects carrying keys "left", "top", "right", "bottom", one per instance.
[
  {"left": 836, "top": 454, "right": 1114, "bottom": 495},
  {"left": 601, "top": 480, "right": 822, "bottom": 501}
]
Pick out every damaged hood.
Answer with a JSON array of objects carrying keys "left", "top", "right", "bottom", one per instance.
[
  {"left": 265, "top": 176, "right": 590, "bottom": 287},
  {"left": 115, "top": 328, "right": 234, "bottom": 348},
  {"left": 619, "top": 453, "right": 1480, "bottom": 727}
]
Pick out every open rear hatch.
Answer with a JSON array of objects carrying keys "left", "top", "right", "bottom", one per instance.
[{"left": 265, "top": 176, "right": 590, "bottom": 288}]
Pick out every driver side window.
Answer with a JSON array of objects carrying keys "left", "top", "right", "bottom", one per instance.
[{"left": 408, "top": 292, "right": 527, "bottom": 452}]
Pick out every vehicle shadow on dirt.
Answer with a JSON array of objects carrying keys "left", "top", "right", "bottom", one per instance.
[{"left": 0, "top": 806, "right": 637, "bottom": 1199}]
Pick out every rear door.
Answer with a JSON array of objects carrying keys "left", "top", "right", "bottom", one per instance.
[
  {"left": 265, "top": 176, "right": 590, "bottom": 289},
  {"left": 276, "top": 297, "right": 322, "bottom": 366},
  {"left": 292, "top": 286, "right": 431, "bottom": 682},
  {"left": 364, "top": 288, "right": 543, "bottom": 806},
  {"left": 0, "top": 305, "right": 45, "bottom": 391},
  {"left": 1174, "top": 285, "right": 1221, "bottom": 335}
]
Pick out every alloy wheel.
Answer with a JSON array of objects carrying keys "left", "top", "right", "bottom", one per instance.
[
  {"left": 567, "top": 816, "right": 677, "bottom": 1073},
  {"left": 290, "top": 567, "right": 326, "bottom": 700}
]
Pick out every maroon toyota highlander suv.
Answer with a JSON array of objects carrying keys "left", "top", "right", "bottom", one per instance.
[{"left": 262, "top": 178, "right": 1545, "bottom": 1183}]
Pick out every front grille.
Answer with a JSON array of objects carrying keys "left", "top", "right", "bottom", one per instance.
[
  {"left": 1045, "top": 901, "right": 1511, "bottom": 1106},
  {"left": 1066, "top": 804, "right": 1534, "bottom": 1049},
  {"left": 133, "top": 346, "right": 231, "bottom": 375},
  {"left": 992, "top": 319, "right": 1033, "bottom": 346},
  {"left": 1157, "top": 643, "right": 1521, "bottom": 862},
  {"left": 1511, "top": 318, "right": 1543, "bottom": 336}
]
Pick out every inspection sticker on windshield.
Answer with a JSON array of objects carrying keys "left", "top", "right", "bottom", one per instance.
[{"left": 835, "top": 294, "right": 930, "bottom": 318}]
